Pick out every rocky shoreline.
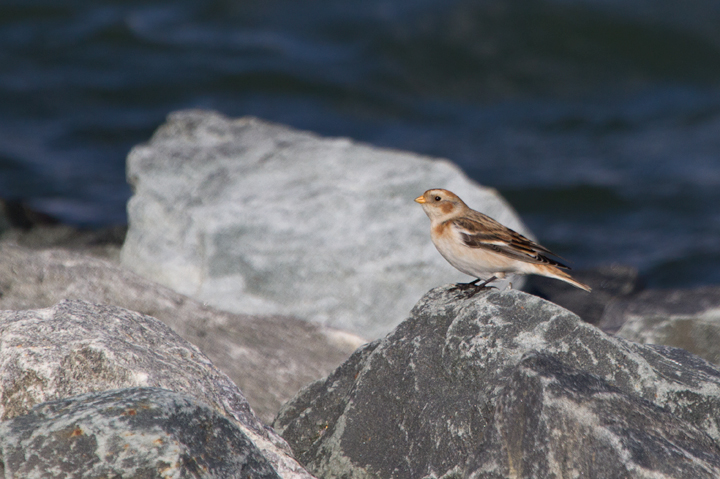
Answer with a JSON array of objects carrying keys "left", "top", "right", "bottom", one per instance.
[{"left": 2, "top": 111, "right": 720, "bottom": 477}]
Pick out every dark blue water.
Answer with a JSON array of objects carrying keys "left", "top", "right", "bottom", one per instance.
[{"left": 2, "top": 0, "right": 720, "bottom": 288}]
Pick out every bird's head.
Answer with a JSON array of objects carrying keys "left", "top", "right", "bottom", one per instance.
[{"left": 415, "top": 189, "right": 466, "bottom": 221}]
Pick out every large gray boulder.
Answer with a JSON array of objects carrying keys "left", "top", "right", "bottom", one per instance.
[
  {"left": 0, "top": 387, "right": 281, "bottom": 479},
  {"left": 0, "top": 299, "right": 314, "bottom": 479},
  {"left": 120, "top": 110, "right": 530, "bottom": 338},
  {"left": 610, "top": 286, "right": 720, "bottom": 365},
  {"left": 274, "top": 286, "right": 720, "bottom": 478},
  {"left": 0, "top": 243, "right": 361, "bottom": 423}
]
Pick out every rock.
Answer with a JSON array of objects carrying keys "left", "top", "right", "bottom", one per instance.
[
  {"left": 471, "top": 352, "right": 720, "bottom": 478},
  {"left": 0, "top": 299, "right": 315, "bottom": 479},
  {"left": 0, "top": 198, "right": 126, "bottom": 261},
  {"left": 0, "top": 243, "right": 361, "bottom": 423},
  {"left": 0, "top": 387, "right": 282, "bottom": 479},
  {"left": 610, "top": 286, "right": 720, "bottom": 365},
  {"left": 523, "top": 264, "right": 642, "bottom": 329},
  {"left": 274, "top": 286, "right": 720, "bottom": 478},
  {"left": 0, "top": 223, "right": 126, "bottom": 262},
  {"left": 120, "top": 110, "right": 531, "bottom": 338}
]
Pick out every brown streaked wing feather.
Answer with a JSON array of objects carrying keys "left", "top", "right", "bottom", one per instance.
[
  {"left": 450, "top": 215, "right": 569, "bottom": 269},
  {"left": 463, "top": 211, "right": 557, "bottom": 254}
]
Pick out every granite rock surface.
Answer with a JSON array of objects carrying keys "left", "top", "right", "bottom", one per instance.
[
  {"left": 471, "top": 352, "right": 720, "bottom": 478},
  {"left": 0, "top": 299, "right": 315, "bottom": 478},
  {"left": 275, "top": 286, "right": 720, "bottom": 478},
  {"left": 0, "top": 387, "right": 282, "bottom": 479}
]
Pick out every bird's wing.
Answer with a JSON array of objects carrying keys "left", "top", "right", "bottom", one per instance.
[{"left": 450, "top": 214, "right": 569, "bottom": 269}]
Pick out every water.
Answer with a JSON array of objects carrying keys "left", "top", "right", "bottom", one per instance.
[{"left": 1, "top": 0, "right": 720, "bottom": 288}]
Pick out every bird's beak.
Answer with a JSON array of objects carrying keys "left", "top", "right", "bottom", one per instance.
[{"left": 414, "top": 196, "right": 426, "bottom": 204}]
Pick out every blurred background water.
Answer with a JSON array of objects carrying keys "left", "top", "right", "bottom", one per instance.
[{"left": 1, "top": 0, "right": 719, "bottom": 288}]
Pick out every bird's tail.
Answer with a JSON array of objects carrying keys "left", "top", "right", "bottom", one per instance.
[{"left": 539, "top": 266, "right": 592, "bottom": 292}]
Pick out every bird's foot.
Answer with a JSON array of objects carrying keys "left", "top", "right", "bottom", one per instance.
[
  {"left": 450, "top": 276, "right": 498, "bottom": 298},
  {"left": 450, "top": 279, "right": 480, "bottom": 291}
]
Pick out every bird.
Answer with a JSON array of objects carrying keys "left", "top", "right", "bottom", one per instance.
[{"left": 415, "top": 188, "right": 591, "bottom": 293}]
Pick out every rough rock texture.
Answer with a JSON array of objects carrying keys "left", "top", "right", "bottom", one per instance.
[
  {"left": 0, "top": 387, "right": 281, "bottom": 479},
  {"left": 0, "top": 243, "right": 361, "bottom": 423},
  {"left": 274, "top": 286, "right": 720, "bottom": 478},
  {"left": 611, "top": 286, "right": 720, "bottom": 365},
  {"left": 120, "top": 110, "right": 531, "bottom": 338},
  {"left": 0, "top": 299, "right": 315, "bottom": 479},
  {"left": 472, "top": 353, "right": 720, "bottom": 478},
  {"left": 523, "top": 264, "right": 642, "bottom": 329}
]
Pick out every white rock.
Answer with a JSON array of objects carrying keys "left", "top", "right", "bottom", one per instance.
[{"left": 121, "top": 110, "right": 531, "bottom": 338}]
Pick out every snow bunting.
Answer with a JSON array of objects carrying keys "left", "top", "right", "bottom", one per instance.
[{"left": 415, "top": 188, "right": 591, "bottom": 292}]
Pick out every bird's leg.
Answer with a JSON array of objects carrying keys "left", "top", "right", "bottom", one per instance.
[
  {"left": 450, "top": 278, "right": 481, "bottom": 291},
  {"left": 450, "top": 276, "right": 498, "bottom": 297},
  {"left": 465, "top": 276, "right": 498, "bottom": 297},
  {"left": 474, "top": 276, "right": 498, "bottom": 289}
]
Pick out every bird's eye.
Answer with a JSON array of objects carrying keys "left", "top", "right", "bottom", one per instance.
[{"left": 434, "top": 196, "right": 441, "bottom": 201}]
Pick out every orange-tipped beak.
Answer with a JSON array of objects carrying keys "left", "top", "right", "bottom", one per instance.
[{"left": 414, "top": 195, "right": 426, "bottom": 204}]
